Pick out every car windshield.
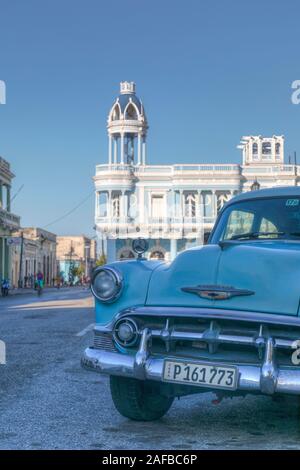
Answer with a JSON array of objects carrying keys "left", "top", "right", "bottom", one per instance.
[{"left": 211, "top": 196, "right": 300, "bottom": 243}]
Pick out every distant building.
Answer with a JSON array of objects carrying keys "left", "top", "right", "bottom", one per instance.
[
  {"left": 94, "top": 82, "right": 296, "bottom": 263},
  {"left": 56, "top": 236, "right": 97, "bottom": 282},
  {"left": 0, "top": 156, "right": 20, "bottom": 283},
  {"left": 12, "top": 228, "right": 57, "bottom": 287}
]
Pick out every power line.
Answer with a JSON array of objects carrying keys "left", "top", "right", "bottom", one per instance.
[
  {"left": 11, "top": 184, "right": 24, "bottom": 203},
  {"left": 43, "top": 190, "right": 94, "bottom": 229}
]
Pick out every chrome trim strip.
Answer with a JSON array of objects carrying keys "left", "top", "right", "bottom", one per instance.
[
  {"left": 120, "top": 306, "right": 300, "bottom": 328},
  {"left": 181, "top": 285, "right": 254, "bottom": 300},
  {"left": 81, "top": 347, "right": 300, "bottom": 395},
  {"left": 149, "top": 328, "right": 295, "bottom": 350}
]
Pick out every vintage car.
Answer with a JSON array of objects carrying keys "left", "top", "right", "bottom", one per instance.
[{"left": 82, "top": 186, "right": 300, "bottom": 421}]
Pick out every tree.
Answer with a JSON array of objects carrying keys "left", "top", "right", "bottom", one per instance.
[
  {"left": 95, "top": 254, "right": 107, "bottom": 267},
  {"left": 70, "top": 264, "right": 85, "bottom": 280}
]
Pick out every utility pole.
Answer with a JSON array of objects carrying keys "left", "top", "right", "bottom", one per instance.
[
  {"left": 85, "top": 244, "right": 90, "bottom": 278},
  {"left": 66, "top": 241, "right": 74, "bottom": 285},
  {"left": 18, "top": 231, "right": 24, "bottom": 288}
]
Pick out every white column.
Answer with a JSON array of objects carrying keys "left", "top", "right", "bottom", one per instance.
[
  {"left": 95, "top": 191, "right": 99, "bottom": 217},
  {"left": 120, "top": 133, "right": 125, "bottom": 165},
  {"left": 142, "top": 136, "right": 146, "bottom": 165},
  {"left": 271, "top": 139, "right": 276, "bottom": 161},
  {"left": 258, "top": 137, "right": 263, "bottom": 162},
  {"left": 170, "top": 239, "right": 177, "bottom": 261},
  {"left": 121, "top": 190, "right": 125, "bottom": 218},
  {"left": 108, "top": 190, "right": 112, "bottom": 218},
  {"left": 114, "top": 137, "right": 117, "bottom": 164},
  {"left": 137, "top": 133, "right": 142, "bottom": 165},
  {"left": 212, "top": 190, "right": 217, "bottom": 218},
  {"left": 108, "top": 135, "right": 112, "bottom": 165},
  {"left": 170, "top": 189, "right": 175, "bottom": 219},
  {"left": 197, "top": 190, "right": 203, "bottom": 221},
  {"left": 139, "top": 186, "right": 145, "bottom": 225},
  {"left": 180, "top": 190, "right": 184, "bottom": 218},
  {"left": 248, "top": 139, "right": 253, "bottom": 163},
  {"left": 280, "top": 139, "right": 284, "bottom": 163}
]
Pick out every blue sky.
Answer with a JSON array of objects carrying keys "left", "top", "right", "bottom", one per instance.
[{"left": 0, "top": 0, "right": 300, "bottom": 236}]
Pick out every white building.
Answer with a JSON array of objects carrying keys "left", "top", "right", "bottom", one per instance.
[
  {"left": 0, "top": 156, "right": 20, "bottom": 283},
  {"left": 94, "top": 82, "right": 297, "bottom": 262}
]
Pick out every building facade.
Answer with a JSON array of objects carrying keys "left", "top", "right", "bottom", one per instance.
[
  {"left": 56, "top": 236, "right": 97, "bottom": 283},
  {"left": 0, "top": 156, "right": 21, "bottom": 282},
  {"left": 12, "top": 228, "right": 57, "bottom": 287},
  {"left": 94, "top": 82, "right": 297, "bottom": 263}
]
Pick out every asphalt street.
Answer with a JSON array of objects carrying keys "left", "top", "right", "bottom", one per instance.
[{"left": 0, "top": 288, "right": 300, "bottom": 450}]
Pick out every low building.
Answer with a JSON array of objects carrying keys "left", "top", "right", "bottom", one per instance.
[
  {"left": 56, "top": 236, "right": 97, "bottom": 283},
  {"left": 12, "top": 228, "right": 57, "bottom": 287},
  {"left": 0, "top": 156, "right": 21, "bottom": 284}
]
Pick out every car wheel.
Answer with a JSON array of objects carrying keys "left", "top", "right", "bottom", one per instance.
[{"left": 110, "top": 376, "right": 174, "bottom": 421}]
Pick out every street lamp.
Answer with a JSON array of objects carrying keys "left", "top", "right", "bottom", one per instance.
[{"left": 251, "top": 179, "right": 260, "bottom": 191}]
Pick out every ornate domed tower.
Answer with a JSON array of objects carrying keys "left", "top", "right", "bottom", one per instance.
[{"left": 107, "top": 82, "right": 148, "bottom": 166}]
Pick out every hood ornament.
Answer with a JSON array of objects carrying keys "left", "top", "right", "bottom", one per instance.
[{"left": 181, "top": 284, "right": 255, "bottom": 300}]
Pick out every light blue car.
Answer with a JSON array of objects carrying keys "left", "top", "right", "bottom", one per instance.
[{"left": 82, "top": 187, "right": 300, "bottom": 420}]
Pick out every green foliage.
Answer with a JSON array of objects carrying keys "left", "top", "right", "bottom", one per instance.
[
  {"left": 95, "top": 254, "right": 107, "bottom": 266},
  {"left": 70, "top": 264, "right": 85, "bottom": 279}
]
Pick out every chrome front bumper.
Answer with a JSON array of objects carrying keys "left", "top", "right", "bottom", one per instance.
[{"left": 81, "top": 329, "right": 300, "bottom": 396}]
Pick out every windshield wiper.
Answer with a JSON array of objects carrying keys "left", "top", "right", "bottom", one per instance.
[{"left": 229, "top": 231, "right": 285, "bottom": 241}]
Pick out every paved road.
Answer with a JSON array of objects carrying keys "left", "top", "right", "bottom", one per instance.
[{"left": 0, "top": 288, "right": 300, "bottom": 450}]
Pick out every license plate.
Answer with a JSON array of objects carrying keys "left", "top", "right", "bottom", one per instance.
[{"left": 163, "top": 360, "right": 238, "bottom": 390}]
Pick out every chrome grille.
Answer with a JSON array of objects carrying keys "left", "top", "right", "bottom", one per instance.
[
  {"left": 94, "top": 333, "right": 116, "bottom": 352},
  {"left": 117, "top": 311, "right": 300, "bottom": 365}
]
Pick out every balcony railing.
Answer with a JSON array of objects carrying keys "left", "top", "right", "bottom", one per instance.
[
  {"left": 173, "top": 164, "right": 240, "bottom": 173},
  {"left": 95, "top": 163, "right": 241, "bottom": 176},
  {"left": 0, "top": 208, "right": 20, "bottom": 229},
  {"left": 95, "top": 215, "right": 215, "bottom": 238},
  {"left": 243, "top": 165, "right": 297, "bottom": 174}
]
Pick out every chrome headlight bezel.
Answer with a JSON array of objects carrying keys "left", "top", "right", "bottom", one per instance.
[
  {"left": 113, "top": 318, "right": 139, "bottom": 347},
  {"left": 91, "top": 266, "right": 123, "bottom": 303}
]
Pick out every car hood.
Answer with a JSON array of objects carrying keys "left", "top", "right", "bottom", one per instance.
[{"left": 146, "top": 241, "right": 300, "bottom": 316}]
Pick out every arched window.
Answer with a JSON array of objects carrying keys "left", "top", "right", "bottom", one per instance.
[
  {"left": 119, "top": 249, "right": 135, "bottom": 260},
  {"left": 98, "top": 192, "right": 108, "bottom": 217},
  {"left": 112, "top": 196, "right": 120, "bottom": 218},
  {"left": 262, "top": 142, "right": 271, "bottom": 155},
  {"left": 111, "top": 104, "right": 120, "bottom": 121},
  {"left": 150, "top": 250, "right": 165, "bottom": 260},
  {"left": 276, "top": 143, "right": 280, "bottom": 154},
  {"left": 125, "top": 103, "right": 138, "bottom": 120}
]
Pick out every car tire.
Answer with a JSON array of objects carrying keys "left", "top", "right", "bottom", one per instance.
[{"left": 110, "top": 376, "right": 174, "bottom": 421}]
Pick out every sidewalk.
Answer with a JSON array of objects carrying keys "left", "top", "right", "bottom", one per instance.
[{"left": 5, "top": 286, "right": 88, "bottom": 297}]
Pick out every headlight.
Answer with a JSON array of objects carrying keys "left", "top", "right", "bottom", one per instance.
[
  {"left": 113, "top": 318, "right": 138, "bottom": 347},
  {"left": 91, "top": 267, "right": 123, "bottom": 303}
]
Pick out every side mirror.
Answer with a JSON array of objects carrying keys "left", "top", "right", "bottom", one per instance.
[{"left": 203, "top": 232, "right": 211, "bottom": 245}]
